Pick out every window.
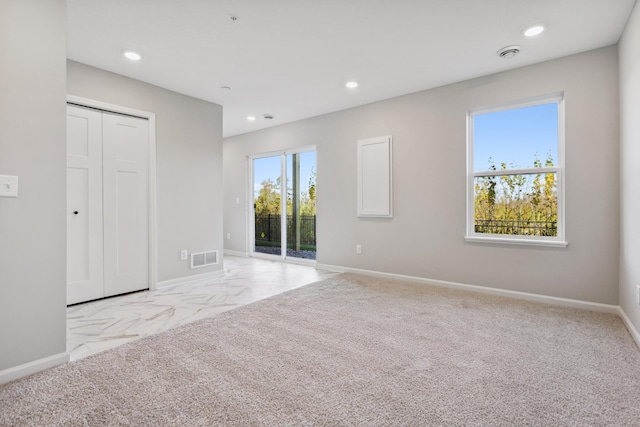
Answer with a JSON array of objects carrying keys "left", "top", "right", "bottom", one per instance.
[{"left": 466, "top": 94, "right": 566, "bottom": 247}]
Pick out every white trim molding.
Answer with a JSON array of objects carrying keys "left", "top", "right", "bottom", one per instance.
[
  {"left": 618, "top": 307, "right": 640, "bottom": 349},
  {"left": 224, "top": 249, "right": 249, "bottom": 257},
  {"left": 315, "top": 263, "right": 619, "bottom": 314},
  {"left": 155, "top": 269, "right": 225, "bottom": 289},
  {"left": 249, "top": 251, "right": 317, "bottom": 267},
  {"left": 464, "top": 236, "right": 568, "bottom": 248},
  {"left": 0, "top": 352, "right": 69, "bottom": 385},
  {"left": 282, "top": 257, "right": 317, "bottom": 267}
]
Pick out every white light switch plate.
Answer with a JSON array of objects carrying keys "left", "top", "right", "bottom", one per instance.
[{"left": 0, "top": 175, "right": 18, "bottom": 197}]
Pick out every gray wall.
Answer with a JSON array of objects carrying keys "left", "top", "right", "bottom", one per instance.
[
  {"left": 0, "top": 0, "right": 67, "bottom": 370},
  {"left": 619, "top": 2, "right": 640, "bottom": 331},
  {"left": 67, "top": 61, "right": 224, "bottom": 283},
  {"left": 224, "top": 46, "right": 620, "bottom": 304}
]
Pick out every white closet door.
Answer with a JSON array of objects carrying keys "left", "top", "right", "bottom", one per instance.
[
  {"left": 67, "top": 106, "right": 104, "bottom": 305},
  {"left": 102, "top": 113, "right": 149, "bottom": 297}
]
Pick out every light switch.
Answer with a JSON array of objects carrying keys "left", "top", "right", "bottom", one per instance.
[{"left": 0, "top": 175, "right": 18, "bottom": 198}]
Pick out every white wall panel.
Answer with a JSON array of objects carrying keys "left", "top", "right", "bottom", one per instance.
[{"left": 0, "top": 0, "right": 67, "bottom": 371}]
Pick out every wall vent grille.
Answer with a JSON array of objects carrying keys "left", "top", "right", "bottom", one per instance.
[{"left": 190, "top": 250, "right": 218, "bottom": 269}]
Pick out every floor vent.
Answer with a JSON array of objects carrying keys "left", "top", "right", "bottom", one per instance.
[{"left": 190, "top": 250, "right": 218, "bottom": 269}]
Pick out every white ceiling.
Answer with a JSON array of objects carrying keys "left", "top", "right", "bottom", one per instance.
[{"left": 67, "top": 0, "right": 636, "bottom": 138}]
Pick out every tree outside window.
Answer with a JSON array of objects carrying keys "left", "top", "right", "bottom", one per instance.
[{"left": 467, "top": 96, "right": 565, "bottom": 245}]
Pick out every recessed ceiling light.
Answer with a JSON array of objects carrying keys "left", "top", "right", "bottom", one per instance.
[
  {"left": 247, "top": 116, "right": 256, "bottom": 121},
  {"left": 123, "top": 50, "right": 142, "bottom": 61},
  {"left": 524, "top": 24, "right": 545, "bottom": 37},
  {"left": 346, "top": 81, "right": 359, "bottom": 89}
]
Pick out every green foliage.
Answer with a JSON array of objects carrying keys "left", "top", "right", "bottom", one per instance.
[
  {"left": 254, "top": 167, "right": 316, "bottom": 217},
  {"left": 300, "top": 167, "right": 316, "bottom": 216},
  {"left": 254, "top": 178, "right": 281, "bottom": 216},
  {"left": 474, "top": 153, "right": 557, "bottom": 236}
]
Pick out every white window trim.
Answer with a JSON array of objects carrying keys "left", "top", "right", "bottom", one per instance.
[{"left": 465, "top": 93, "right": 567, "bottom": 248}]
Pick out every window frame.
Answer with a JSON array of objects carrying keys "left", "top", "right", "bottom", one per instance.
[{"left": 465, "top": 93, "right": 567, "bottom": 248}]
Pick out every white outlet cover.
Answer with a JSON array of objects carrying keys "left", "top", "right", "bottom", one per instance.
[{"left": 0, "top": 175, "right": 18, "bottom": 197}]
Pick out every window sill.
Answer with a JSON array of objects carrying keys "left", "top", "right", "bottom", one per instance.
[{"left": 464, "top": 235, "right": 568, "bottom": 248}]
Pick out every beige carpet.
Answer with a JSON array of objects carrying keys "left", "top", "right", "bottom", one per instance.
[{"left": 2, "top": 273, "right": 640, "bottom": 426}]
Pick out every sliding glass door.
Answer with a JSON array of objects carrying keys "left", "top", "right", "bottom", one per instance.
[
  {"left": 252, "top": 148, "right": 316, "bottom": 261},
  {"left": 252, "top": 155, "right": 283, "bottom": 257}
]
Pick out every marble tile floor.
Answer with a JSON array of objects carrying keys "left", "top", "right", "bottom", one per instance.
[{"left": 67, "top": 255, "right": 339, "bottom": 361}]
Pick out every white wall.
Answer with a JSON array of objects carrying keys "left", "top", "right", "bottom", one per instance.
[
  {"left": 224, "top": 46, "right": 620, "bottom": 304},
  {"left": 67, "top": 61, "right": 224, "bottom": 283},
  {"left": 619, "top": 2, "right": 640, "bottom": 331},
  {"left": 0, "top": 0, "right": 67, "bottom": 370}
]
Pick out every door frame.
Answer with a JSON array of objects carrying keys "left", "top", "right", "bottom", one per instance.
[
  {"left": 67, "top": 95, "right": 158, "bottom": 290},
  {"left": 247, "top": 145, "right": 316, "bottom": 264}
]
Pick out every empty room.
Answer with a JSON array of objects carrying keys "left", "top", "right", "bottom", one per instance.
[{"left": 2, "top": 0, "right": 640, "bottom": 425}]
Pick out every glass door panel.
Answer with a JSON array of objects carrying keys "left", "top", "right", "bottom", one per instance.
[
  {"left": 253, "top": 155, "right": 282, "bottom": 257},
  {"left": 285, "top": 151, "right": 316, "bottom": 260}
]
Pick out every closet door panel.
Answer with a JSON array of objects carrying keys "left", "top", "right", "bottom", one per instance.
[
  {"left": 66, "top": 106, "right": 104, "bottom": 305},
  {"left": 102, "top": 113, "right": 149, "bottom": 297}
]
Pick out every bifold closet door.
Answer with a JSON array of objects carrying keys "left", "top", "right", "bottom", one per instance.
[
  {"left": 102, "top": 113, "right": 149, "bottom": 298},
  {"left": 67, "top": 106, "right": 149, "bottom": 305},
  {"left": 67, "top": 106, "right": 104, "bottom": 305}
]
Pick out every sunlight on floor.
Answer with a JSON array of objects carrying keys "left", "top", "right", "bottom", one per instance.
[{"left": 67, "top": 256, "right": 338, "bottom": 361}]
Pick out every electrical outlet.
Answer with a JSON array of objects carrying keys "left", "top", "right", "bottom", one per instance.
[
  {"left": 180, "top": 249, "right": 188, "bottom": 260},
  {"left": 356, "top": 244, "right": 362, "bottom": 254},
  {"left": 227, "top": 233, "right": 231, "bottom": 240}
]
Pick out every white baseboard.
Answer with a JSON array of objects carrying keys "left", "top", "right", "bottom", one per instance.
[
  {"left": 0, "top": 352, "right": 69, "bottom": 385},
  {"left": 156, "top": 269, "right": 225, "bottom": 289},
  {"left": 618, "top": 307, "right": 640, "bottom": 349},
  {"left": 315, "top": 263, "right": 620, "bottom": 314},
  {"left": 282, "top": 257, "right": 316, "bottom": 267},
  {"left": 224, "top": 249, "right": 249, "bottom": 257}
]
